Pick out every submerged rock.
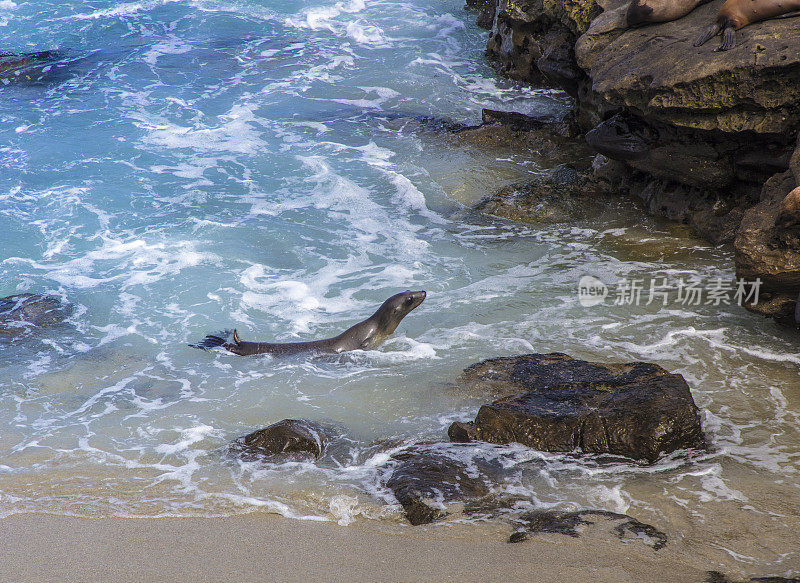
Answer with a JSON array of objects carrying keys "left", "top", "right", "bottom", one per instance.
[
  {"left": 0, "top": 294, "right": 73, "bottom": 339},
  {"left": 231, "top": 419, "right": 328, "bottom": 460},
  {"left": 472, "top": 167, "right": 606, "bottom": 224},
  {"left": 0, "top": 50, "right": 72, "bottom": 86},
  {"left": 385, "top": 445, "right": 492, "bottom": 525},
  {"left": 479, "top": 108, "right": 551, "bottom": 130},
  {"left": 509, "top": 509, "right": 667, "bottom": 550},
  {"left": 705, "top": 572, "right": 800, "bottom": 583},
  {"left": 449, "top": 353, "right": 704, "bottom": 463}
]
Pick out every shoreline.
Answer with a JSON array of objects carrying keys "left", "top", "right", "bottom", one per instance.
[{"left": 0, "top": 512, "right": 710, "bottom": 583}]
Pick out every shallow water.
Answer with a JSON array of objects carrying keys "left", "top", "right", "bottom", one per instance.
[{"left": 0, "top": 0, "right": 798, "bottom": 577}]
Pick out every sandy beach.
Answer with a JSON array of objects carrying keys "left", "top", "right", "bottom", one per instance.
[{"left": 0, "top": 513, "right": 711, "bottom": 583}]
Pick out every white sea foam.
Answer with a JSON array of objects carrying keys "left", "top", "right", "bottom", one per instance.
[
  {"left": 345, "top": 20, "right": 390, "bottom": 46},
  {"left": 134, "top": 103, "right": 264, "bottom": 154},
  {"left": 330, "top": 86, "right": 399, "bottom": 108},
  {"left": 71, "top": 0, "right": 184, "bottom": 20},
  {"left": 287, "top": 0, "right": 367, "bottom": 31},
  {"left": 154, "top": 424, "right": 219, "bottom": 455},
  {"left": 142, "top": 38, "right": 194, "bottom": 66},
  {"left": 329, "top": 494, "right": 361, "bottom": 525},
  {"left": 8, "top": 237, "right": 218, "bottom": 290}
]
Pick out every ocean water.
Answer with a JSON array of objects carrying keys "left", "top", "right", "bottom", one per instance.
[{"left": 0, "top": 0, "right": 798, "bottom": 577}]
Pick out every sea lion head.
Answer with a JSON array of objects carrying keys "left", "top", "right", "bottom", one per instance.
[{"left": 371, "top": 290, "right": 426, "bottom": 336}]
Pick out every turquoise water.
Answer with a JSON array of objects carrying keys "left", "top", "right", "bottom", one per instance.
[{"left": 1, "top": 0, "right": 799, "bottom": 576}]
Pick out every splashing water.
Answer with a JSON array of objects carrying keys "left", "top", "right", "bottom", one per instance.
[{"left": 0, "top": 0, "right": 798, "bottom": 576}]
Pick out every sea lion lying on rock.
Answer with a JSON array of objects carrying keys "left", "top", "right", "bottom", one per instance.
[
  {"left": 627, "top": 0, "right": 711, "bottom": 26},
  {"left": 694, "top": 0, "right": 800, "bottom": 50}
]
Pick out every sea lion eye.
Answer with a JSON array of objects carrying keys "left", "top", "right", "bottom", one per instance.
[{"left": 404, "top": 297, "right": 414, "bottom": 305}]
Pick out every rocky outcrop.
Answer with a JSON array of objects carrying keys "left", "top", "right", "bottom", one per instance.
[
  {"left": 734, "top": 171, "right": 800, "bottom": 326},
  {"left": 577, "top": 1, "right": 800, "bottom": 134},
  {"left": 0, "top": 293, "right": 73, "bottom": 339},
  {"left": 466, "top": 0, "right": 498, "bottom": 29},
  {"left": 448, "top": 353, "right": 704, "bottom": 463},
  {"left": 230, "top": 419, "right": 328, "bottom": 460},
  {"left": 486, "top": 0, "right": 601, "bottom": 82},
  {"left": 574, "top": 3, "right": 798, "bottom": 247},
  {"left": 385, "top": 445, "right": 492, "bottom": 525},
  {"left": 465, "top": 108, "right": 620, "bottom": 224},
  {"left": 474, "top": 0, "right": 800, "bottom": 326}
]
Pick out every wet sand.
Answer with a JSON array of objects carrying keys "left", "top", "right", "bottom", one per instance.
[{"left": 0, "top": 513, "right": 709, "bottom": 583}]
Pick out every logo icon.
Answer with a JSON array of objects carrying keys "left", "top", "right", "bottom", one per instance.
[{"left": 578, "top": 275, "right": 608, "bottom": 307}]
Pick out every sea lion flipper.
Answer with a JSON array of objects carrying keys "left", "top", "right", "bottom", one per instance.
[
  {"left": 719, "top": 26, "right": 736, "bottom": 50},
  {"left": 694, "top": 21, "right": 721, "bottom": 46},
  {"left": 233, "top": 329, "right": 242, "bottom": 345},
  {"left": 190, "top": 332, "right": 229, "bottom": 350}
]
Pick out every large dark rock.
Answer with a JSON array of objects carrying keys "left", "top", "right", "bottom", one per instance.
[
  {"left": 466, "top": 0, "right": 497, "bottom": 29},
  {"left": 449, "top": 353, "right": 704, "bottom": 463},
  {"left": 231, "top": 419, "right": 328, "bottom": 460},
  {"left": 735, "top": 171, "right": 800, "bottom": 326},
  {"left": 0, "top": 294, "right": 73, "bottom": 339},
  {"left": 485, "top": 0, "right": 601, "bottom": 82},
  {"left": 385, "top": 446, "right": 492, "bottom": 525}
]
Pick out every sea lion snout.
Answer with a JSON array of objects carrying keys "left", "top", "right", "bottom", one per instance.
[
  {"left": 405, "top": 290, "right": 426, "bottom": 308},
  {"left": 393, "top": 290, "right": 426, "bottom": 314}
]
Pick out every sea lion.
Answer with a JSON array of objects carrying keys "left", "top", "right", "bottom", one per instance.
[
  {"left": 694, "top": 0, "right": 800, "bottom": 51},
  {"left": 626, "top": 0, "right": 708, "bottom": 26},
  {"left": 193, "top": 290, "right": 426, "bottom": 356}
]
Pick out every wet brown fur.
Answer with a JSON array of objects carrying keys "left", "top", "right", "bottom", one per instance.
[
  {"left": 695, "top": 0, "right": 800, "bottom": 49},
  {"left": 626, "top": 0, "right": 707, "bottom": 26}
]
